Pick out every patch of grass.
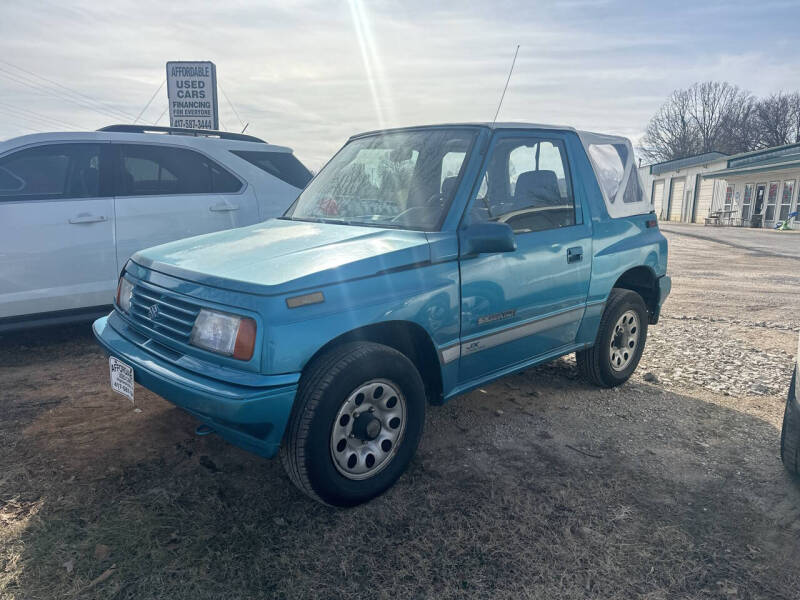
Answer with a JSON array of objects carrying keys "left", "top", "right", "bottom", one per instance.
[{"left": 3, "top": 434, "right": 799, "bottom": 600}]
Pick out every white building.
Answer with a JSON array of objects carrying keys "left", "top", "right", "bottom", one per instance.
[
  {"left": 638, "top": 152, "right": 729, "bottom": 223},
  {"left": 639, "top": 142, "right": 800, "bottom": 228}
]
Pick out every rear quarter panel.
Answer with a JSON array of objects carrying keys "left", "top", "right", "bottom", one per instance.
[{"left": 563, "top": 131, "right": 668, "bottom": 346}]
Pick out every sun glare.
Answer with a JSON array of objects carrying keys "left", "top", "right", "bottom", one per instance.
[{"left": 347, "top": 0, "right": 395, "bottom": 128}]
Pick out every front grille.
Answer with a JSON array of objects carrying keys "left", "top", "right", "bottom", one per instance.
[{"left": 128, "top": 282, "right": 201, "bottom": 344}]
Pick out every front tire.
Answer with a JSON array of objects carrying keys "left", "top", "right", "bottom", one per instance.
[
  {"left": 780, "top": 368, "right": 799, "bottom": 477},
  {"left": 280, "top": 342, "right": 426, "bottom": 507},
  {"left": 577, "top": 288, "right": 648, "bottom": 388}
]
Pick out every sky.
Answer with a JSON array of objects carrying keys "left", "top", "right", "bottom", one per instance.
[{"left": 1, "top": 0, "right": 799, "bottom": 169}]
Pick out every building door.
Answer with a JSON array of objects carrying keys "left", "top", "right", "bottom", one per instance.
[
  {"left": 652, "top": 180, "right": 665, "bottom": 219},
  {"left": 764, "top": 182, "right": 779, "bottom": 227},
  {"left": 741, "top": 184, "right": 754, "bottom": 223},
  {"left": 683, "top": 178, "right": 697, "bottom": 222},
  {"left": 753, "top": 184, "right": 766, "bottom": 214},
  {"left": 779, "top": 181, "right": 795, "bottom": 223},
  {"left": 668, "top": 178, "right": 684, "bottom": 221},
  {"left": 695, "top": 178, "right": 715, "bottom": 222}
]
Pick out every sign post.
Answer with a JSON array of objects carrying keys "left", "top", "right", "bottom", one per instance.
[{"left": 166, "top": 61, "right": 219, "bottom": 130}]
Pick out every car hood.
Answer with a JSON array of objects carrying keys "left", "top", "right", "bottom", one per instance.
[{"left": 132, "top": 218, "right": 432, "bottom": 295}]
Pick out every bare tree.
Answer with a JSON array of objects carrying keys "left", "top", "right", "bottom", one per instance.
[
  {"left": 642, "top": 81, "right": 762, "bottom": 162},
  {"left": 686, "top": 82, "right": 752, "bottom": 154},
  {"left": 790, "top": 92, "right": 800, "bottom": 143},
  {"left": 718, "top": 92, "right": 759, "bottom": 155},
  {"left": 756, "top": 92, "right": 797, "bottom": 148},
  {"left": 640, "top": 88, "right": 699, "bottom": 162}
]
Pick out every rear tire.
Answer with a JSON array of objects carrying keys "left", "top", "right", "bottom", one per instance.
[
  {"left": 780, "top": 368, "right": 799, "bottom": 477},
  {"left": 577, "top": 288, "right": 648, "bottom": 388},
  {"left": 280, "top": 341, "right": 426, "bottom": 507}
]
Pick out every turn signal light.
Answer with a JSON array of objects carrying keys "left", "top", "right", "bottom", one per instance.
[{"left": 233, "top": 318, "right": 257, "bottom": 361}]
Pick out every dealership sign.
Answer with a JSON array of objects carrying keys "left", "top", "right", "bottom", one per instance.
[{"left": 166, "top": 61, "right": 219, "bottom": 130}]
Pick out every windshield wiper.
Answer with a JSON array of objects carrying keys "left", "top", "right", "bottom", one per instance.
[{"left": 281, "top": 216, "right": 353, "bottom": 226}]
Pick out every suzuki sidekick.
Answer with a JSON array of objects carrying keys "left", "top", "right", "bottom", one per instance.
[{"left": 94, "top": 123, "right": 670, "bottom": 506}]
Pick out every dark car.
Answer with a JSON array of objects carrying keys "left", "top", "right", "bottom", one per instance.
[{"left": 780, "top": 336, "right": 800, "bottom": 475}]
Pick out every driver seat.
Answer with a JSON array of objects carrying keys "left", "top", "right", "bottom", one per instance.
[{"left": 513, "top": 170, "right": 562, "bottom": 209}]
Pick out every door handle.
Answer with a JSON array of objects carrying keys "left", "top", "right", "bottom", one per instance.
[
  {"left": 210, "top": 203, "right": 240, "bottom": 212},
  {"left": 69, "top": 215, "right": 107, "bottom": 224},
  {"left": 567, "top": 246, "right": 583, "bottom": 263}
]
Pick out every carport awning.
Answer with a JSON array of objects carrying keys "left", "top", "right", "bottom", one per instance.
[{"left": 702, "top": 158, "right": 800, "bottom": 178}]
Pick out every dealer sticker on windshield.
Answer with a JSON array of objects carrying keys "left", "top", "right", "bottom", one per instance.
[{"left": 109, "top": 357, "right": 134, "bottom": 402}]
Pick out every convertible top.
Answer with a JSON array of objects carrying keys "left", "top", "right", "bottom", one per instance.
[
  {"left": 348, "top": 122, "right": 653, "bottom": 220},
  {"left": 578, "top": 130, "right": 652, "bottom": 219}
]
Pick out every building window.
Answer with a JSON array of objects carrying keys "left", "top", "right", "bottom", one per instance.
[
  {"left": 765, "top": 181, "right": 779, "bottom": 223},
  {"left": 741, "top": 183, "right": 754, "bottom": 220},
  {"left": 779, "top": 180, "right": 795, "bottom": 221},
  {"left": 723, "top": 185, "right": 733, "bottom": 212}
]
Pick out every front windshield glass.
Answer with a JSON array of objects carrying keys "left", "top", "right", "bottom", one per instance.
[{"left": 285, "top": 128, "right": 476, "bottom": 230}]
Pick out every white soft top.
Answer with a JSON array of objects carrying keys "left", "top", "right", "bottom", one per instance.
[
  {"left": 441, "top": 123, "right": 653, "bottom": 219},
  {"left": 480, "top": 124, "right": 652, "bottom": 218},
  {"left": 577, "top": 130, "right": 651, "bottom": 219}
]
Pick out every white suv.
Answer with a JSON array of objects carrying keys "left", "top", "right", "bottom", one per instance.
[{"left": 0, "top": 125, "right": 312, "bottom": 331}]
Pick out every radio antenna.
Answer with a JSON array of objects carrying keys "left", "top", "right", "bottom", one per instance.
[{"left": 492, "top": 45, "right": 520, "bottom": 126}]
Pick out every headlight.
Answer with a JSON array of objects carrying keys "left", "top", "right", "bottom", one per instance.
[
  {"left": 189, "top": 309, "right": 257, "bottom": 361},
  {"left": 116, "top": 277, "right": 134, "bottom": 314}
]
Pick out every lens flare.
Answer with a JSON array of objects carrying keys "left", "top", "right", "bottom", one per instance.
[{"left": 347, "top": 0, "right": 395, "bottom": 128}]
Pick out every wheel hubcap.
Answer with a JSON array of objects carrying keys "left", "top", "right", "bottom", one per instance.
[
  {"left": 609, "top": 310, "right": 639, "bottom": 372},
  {"left": 330, "top": 379, "right": 406, "bottom": 480}
]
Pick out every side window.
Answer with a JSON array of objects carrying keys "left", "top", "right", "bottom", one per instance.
[
  {"left": 468, "top": 137, "right": 575, "bottom": 233},
  {"left": 117, "top": 145, "right": 242, "bottom": 196},
  {"left": 587, "top": 143, "right": 626, "bottom": 203},
  {"left": 231, "top": 150, "right": 313, "bottom": 189},
  {"left": 209, "top": 161, "right": 242, "bottom": 193},
  {"left": 0, "top": 143, "right": 103, "bottom": 201}
]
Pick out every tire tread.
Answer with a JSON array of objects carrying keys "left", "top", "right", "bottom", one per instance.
[
  {"left": 781, "top": 370, "right": 800, "bottom": 476},
  {"left": 280, "top": 341, "right": 413, "bottom": 505},
  {"left": 576, "top": 288, "right": 647, "bottom": 388}
]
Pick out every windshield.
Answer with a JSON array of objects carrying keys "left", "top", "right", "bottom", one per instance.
[{"left": 284, "top": 128, "right": 476, "bottom": 230}]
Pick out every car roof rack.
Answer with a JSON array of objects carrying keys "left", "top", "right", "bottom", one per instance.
[{"left": 97, "top": 124, "right": 266, "bottom": 143}]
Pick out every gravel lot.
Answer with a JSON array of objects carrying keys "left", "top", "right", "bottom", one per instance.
[{"left": 1, "top": 226, "right": 799, "bottom": 599}]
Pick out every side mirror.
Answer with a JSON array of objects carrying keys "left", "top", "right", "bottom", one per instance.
[{"left": 459, "top": 222, "right": 516, "bottom": 256}]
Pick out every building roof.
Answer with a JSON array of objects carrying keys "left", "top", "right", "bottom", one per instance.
[
  {"left": 702, "top": 141, "right": 800, "bottom": 179},
  {"left": 647, "top": 152, "right": 728, "bottom": 176}
]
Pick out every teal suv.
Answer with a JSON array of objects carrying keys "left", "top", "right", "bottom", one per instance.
[{"left": 94, "top": 124, "right": 671, "bottom": 506}]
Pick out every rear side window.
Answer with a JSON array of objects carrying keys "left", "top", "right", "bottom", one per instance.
[
  {"left": 587, "top": 143, "right": 625, "bottom": 202},
  {"left": 232, "top": 150, "right": 312, "bottom": 189},
  {"left": 0, "top": 143, "right": 103, "bottom": 201},
  {"left": 117, "top": 145, "right": 242, "bottom": 196}
]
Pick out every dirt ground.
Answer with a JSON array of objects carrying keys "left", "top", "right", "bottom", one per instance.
[{"left": 2, "top": 228, "right": 800, "bottom": 600}]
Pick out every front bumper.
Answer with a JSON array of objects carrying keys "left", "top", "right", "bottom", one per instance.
[{"left": 93, "top": 314, "right": 298, "bottom": 458}]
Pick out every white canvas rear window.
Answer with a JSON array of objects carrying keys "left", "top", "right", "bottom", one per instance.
[
  {"left": 587, "top": 144, "right": 625, "bottom": 203},
  {"left": 579, "top": 131, "right": 652, "bottom": 219}
]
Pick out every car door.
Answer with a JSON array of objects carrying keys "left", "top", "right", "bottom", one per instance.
[
  {"left": 112, "top": 143, "right": 259, "bottom": 270},
  {"left": 0, "top": 141, "right": 117, "bottom": 319},
  {"left": 457, "top": 131, "right": 592, "bottom": 382}
]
